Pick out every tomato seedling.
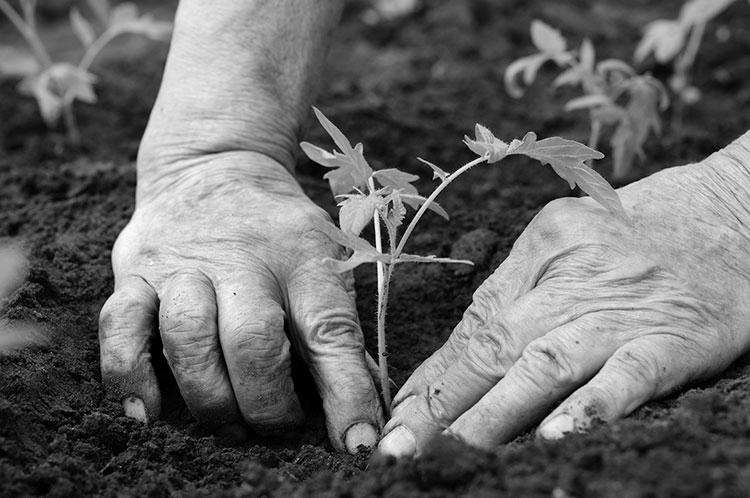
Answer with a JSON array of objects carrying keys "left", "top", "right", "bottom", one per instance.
[
  {"left": 505, "top": 20, "right": 669, "bottom": 179},
  {"left": 0, "top": 0, "right": 171, "bottom": 144},
  {"left": 302, "top": 107, "right": 626, "bottom": 413}
]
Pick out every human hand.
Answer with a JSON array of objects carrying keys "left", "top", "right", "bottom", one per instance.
[
  {"left": 99, "top": 152, "right": 382, "bottom": 453},
  {"left": 379, "top": 143, "right": 750, "bottom": 457}
]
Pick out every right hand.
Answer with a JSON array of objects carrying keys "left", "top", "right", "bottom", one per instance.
[{"left": 98, "top": 151, "right": 382, "bottom": 452}]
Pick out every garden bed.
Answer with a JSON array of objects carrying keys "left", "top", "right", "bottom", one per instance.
[{"left": 2, "top": 0, "right": 750, "bottom": 496}]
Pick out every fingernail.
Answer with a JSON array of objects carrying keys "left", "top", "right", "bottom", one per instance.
[
  {"left": 217, "top": 422, "right": 249, "bottom": 444},
  {"left": 123, "top": 396, "right": 148, "bottom": 423},
  {"left": 344, "top": 422, "right": 378, "bottom": 453},
  {"left": 378, "top": 425, "right": 416, "bottom": 458},
  {"left": 538, "top": 413, "right": 575, "bottom": 440}
]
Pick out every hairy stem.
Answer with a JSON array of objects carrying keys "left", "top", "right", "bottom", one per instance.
[
  {"left": 0, "top": 0, "right": 51, "bottom": 67},
  {"left": 676, "top": 22, "right": 705, "bottom": 84},
  {"left": 368, "top": 177, "right": 391, "bottom": 412},
  {"left": 394, "top": 156, "right": 486, "bottom": 257}
]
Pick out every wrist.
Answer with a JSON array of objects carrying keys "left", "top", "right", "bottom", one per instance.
[
  {"left": 695, "top": 131, "right": 750, "bottom": 232},
  {"left": 135, "top": 150, "right": 304, "bottom": 206}
]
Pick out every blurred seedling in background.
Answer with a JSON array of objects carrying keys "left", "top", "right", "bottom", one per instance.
[
  {"left": 635, "top": 0, "right": 742, "bottom": 124},
  {"left": 0, "top": 242, "right": 46, "bottom": 355},
  {"left": 505, "top": 20, "right": 669, "bottom": 180},
  {"left": 301, "top": 107, "right": 627, "bottom": 413},
  {"left": 0, "top": 0, "right": 172, "bottom": 144}
]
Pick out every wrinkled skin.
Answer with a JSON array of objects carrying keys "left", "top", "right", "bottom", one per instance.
[
  {"left": 99, "top": 152, "right": 382, "bottom": 452},
  {"left": 379, "top": 142, "right": 750, "bottom": 457}
]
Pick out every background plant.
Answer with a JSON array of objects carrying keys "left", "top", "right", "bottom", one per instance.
[
  {"left": 505, "top": 20, "right": 669, "bottom": 180},
  {"left": 0, "top": 0, "right": 171, "bottom": 144},
  {"left": 301, "top": 107, "right": 626, "bottom": 412},
  {"left": 635, "top": 0, "right": 742, "bottom": 107}
]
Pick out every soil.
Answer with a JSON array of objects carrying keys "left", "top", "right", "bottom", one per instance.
[{"left": 2, "top": 0, "right": 750, "bottom": 496}]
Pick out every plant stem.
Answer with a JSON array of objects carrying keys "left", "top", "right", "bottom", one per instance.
[
  {"left": 676, "top": 22, "right": 705, "bottom": 83},
  {"left": 63, "top": 101, "right": 80, "bottom": 145},
  {"left": 586, "top": 116, "right": 601, "bottom": 168},
  {"left": 79, "top": 28, "right": 120, "bottom": 71},
  {"left": 368, "top": 177, "right": 391, "bottom": 413},
  {"left": 394, "top": 156, "right": 486, "bottom": 257},
  {"left": 0, "top": 0, "right": 51, "bottom": 67}
]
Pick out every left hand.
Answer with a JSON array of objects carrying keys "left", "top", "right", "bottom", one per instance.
[{"left": 377, "top": 154, "right": 750, "bottom": 457}]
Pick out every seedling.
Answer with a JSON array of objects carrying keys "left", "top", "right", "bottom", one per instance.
[
  {"left": 635, "top": 0, "right": 739, "bottom": 106},
  {"left": 0, "top": 0, "right": 171, "bottom": 144},
  {"left": 505, "top": 20, "right": 669, "bottom": 179},
  {"left": 301, "top": 107, "right": 626, "bottom": 413}
]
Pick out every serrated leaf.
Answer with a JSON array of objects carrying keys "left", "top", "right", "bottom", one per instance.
[
  {"left": 338, "top": 193, "right": 381, "bottom": 236},
  {"left": 530, "top": 19, "right": 567, "bottom": 54},
  {"left": 564, "top": 94, "right": 612, "bottom": 112},
  {"left": 396, "top": 254, "right": 473, "bottom": 265},
  {"left": 400, "top": 194, "right": 450, "bottom": 220},
  {"left": 464, "top": 124, "right": 508, "bottom": 163},
  {"left": 635, "top": 20, "right": 686, "bottom": 64},
  {"left": 305, "top": 107, "right": 374, "bottom": 196},
  {"left": 314, "top": 219, "right": 390, "bottom": 273},
  {"left": 504, "top": 53, "right": 551, "bottom": 98},
  {"left": 508, "top": 132, "right": 626, "bottom": 218},
  {"left": 70, "top": 8, "right": 96, "bottom": 47},
  {"left": 373, "top": 168, "right": 420, "bottom": 196},
  {"left": 417, "top": 157, "right": 448, "bottom": 181},
  {"left": 679, "top": 0, "right": 735, "bottom": 26}
]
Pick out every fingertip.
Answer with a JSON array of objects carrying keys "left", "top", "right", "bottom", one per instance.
[
  {"left": 377, "top": 425, "right": 416, "bottom": 458},
  {"left": 123, "top": 396, "right": 148, "bottom": 423},
  {"left": 344, "top": 422, "right": 378, "bottom": 454},
  {"left": 537, "top": 412, "right": 575, "bottom": 440}
]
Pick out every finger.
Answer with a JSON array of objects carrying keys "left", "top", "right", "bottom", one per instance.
[
  {"left": 537, "top": 334, "right": 723, "bottom": 440},
  {"left": 99, "top": 276, "right": 161, "bottom": 422},
  {"left": 381, "top": 285, "right": 582, "bottom": 457},
  {"left": 216, "top": 271, "right": 303, "bottom": 431},
  {"left": 391, "top": 232, "right": 541, "bottom": 410},
  {"left": 158, "top": 270, "right": 244, "bottom": 434},
  {"left": 445, "top": 318, "right": 623, "bottom": 451},
  {"left": 286, "top": 266, "right": 382, "bottom": 453}
]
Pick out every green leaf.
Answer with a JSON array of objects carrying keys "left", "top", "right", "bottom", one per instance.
[
  {"left": 313, "top": 218, "right": 390, "bottom": 273},
  {"left": 464, "top": 124, "right": 508, "bottom": 163},
  {"left": 0, "top": 46, "right": 39, "bottom": 78},
  {"left": 417, "top": 157, "right": 448, "bottom": 181},
  {"left": 504, "top": 53, "right": 552, "bottom": 98},
  {"left": 372, "top": 167, "right": 448, "bottom": 218},
  {"left": 679, "top": 0, "right": 736, "bottom": 26},
  {"left": 508, "top": 132, "right": 627, "bottom": 219},
  {"left": 530, "top": 19, "right": 567, "bottom": 54},
  {"left": 338, "top": 192, "right": 382, "bottom": 236},
  {"left": 385, "top": 190, "right": 407, "bottom": 228},
  {"left": 373, "top": 168, "right": 420, "bottom": 196},
  {"left": 610, "top": 79, "right": 662, "bottom": 179},
  {"left": 303, "top": 107, "right": 374, "bottom": 196},
  {"left": 564, "top": 94, "right": 612, "bottom": 112},
  {"left": 634, "top": 20, "right": 685, "bottom": 64}
]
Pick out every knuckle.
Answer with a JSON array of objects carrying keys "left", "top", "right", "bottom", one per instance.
[
  {"left": 609, "top": 347, "right": 662, "bottom": 386},
  {"left": 465, "top": 327, "right": 512, "bottom": 379},
  {"left": 519, "top": 337, "right": 581, "bottom": 388}
]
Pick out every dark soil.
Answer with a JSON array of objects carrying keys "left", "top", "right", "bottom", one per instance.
[{"left": 2, "top": 0, "right": 750, "bottom": 496}]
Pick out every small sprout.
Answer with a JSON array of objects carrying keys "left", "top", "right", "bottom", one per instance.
[
  {"left": 505, "top": 19, "right": 668, "bottom": 179},
  {"left": 302, "top": 108, "right": 626, "bottom": 414},
  {"left": 634, "top": 0, "right": 739, "bottom": 107},
  {"left": 0, "top": 0, "right": 172, "bottom": 144}
]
